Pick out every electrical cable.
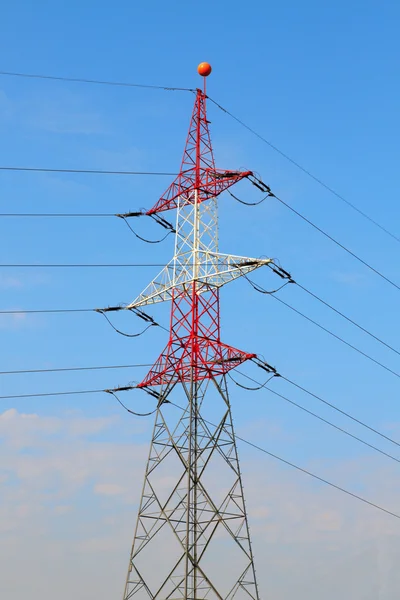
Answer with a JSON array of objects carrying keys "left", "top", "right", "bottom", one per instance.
[
  {"left": 208, "top": 95, "right": 400, "bottom": 245},
  {"left": 229, "top": 371, "right": 400, "bottom": 465},
  {"left": 0, "top": 262, "right": 252, "bottom": 268},
  {"left": 3, "top": 67, "right": 397, "bottom": 244},
  {"left": 0, "top": 388, "right": 105, "bottom": 400},
  {"left": 0, "top": 309, "right": 167, "bottom": 327},
  {"left": 245, "top": 175, "right": 400, "bottom": 292},
  {"left": 245, "top": 274, "right": 400, "bottom": 380},
  {"left": 0, "top": 307, "right": 93, "bottom": 314},
  {"left": 270, "top": 293, "right": 400, "bottom": 381},
  {"left": 0, "top": 213, "right": 116, "bottom": 217},
  {"left": 271, "top": 190, "right": 400, "bottom": 292},
  {"left": 243, "top": 363, "right": 400, "bottom": 449},
  {"left": 236, "top": 434, "right": 400, "bottom": 520},
  {"left": 0, "top": 363, "right": 153, "bottom": 376},
  {"left": 0, "top": 263, "right": 173, "bottom": 268},
  {"left": 117, "top": 215, "right": 173, "bottom": 244},
  {"left": 245, "top": 275, "right": 293, "bottom": 295},
  {"left": 228, "top": 371, "right": 276, "bottom": 391},
  {"left": 227, "top": 189, "right": 270, "bottom": 207},
  {"left": 271, "top": 372, "right": 400, "bottom": 449},
  {"left": 250, "top": 261, "right": 400, "bottom": 360},
  {"left": 0, "top": 215, "right": 177, "bottom": 248},
  {"left": 296, "top": 282, "right": 400, "bottom": 358},
  {"left": 2, "top": 375, "right": 398, "bottom": 519},
  {"left": 105, "top": 389, "right": 157, "bottom": 417},
  {"left": 162, "top": 400, "right": 400, "bottom": 521},
  {"left": 0, "top": 166, "right": 176, "bottom": 175},
  {"left": 0, "top": 69, "right": 195, "bottom": 92},
  {"left": 96, "top": 310, "right": 158, "bottom": 338}
]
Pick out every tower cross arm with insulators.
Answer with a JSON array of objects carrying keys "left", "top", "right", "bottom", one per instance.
[
  {"left": 126, "top": 253, "right": 273, "bottom": 309},
  {"left": 127, "top": 68, "right": 273, "bottom": 388}
]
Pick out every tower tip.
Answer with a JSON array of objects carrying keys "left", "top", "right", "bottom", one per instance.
[{"left": 197, "top": 62, "right": 212, "bottom": 77}]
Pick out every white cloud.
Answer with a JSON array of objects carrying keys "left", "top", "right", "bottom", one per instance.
[
  {"left": 94, "top": 483, "right": 126, "bottom": 496},
  {"left": 0, "top": 408, "right": 400, "bottom": 599},
  {"left": 0, "top": 275, "right": 24, "bottom": 289},
  {"left": 0, "top": 312, "right": 29, "bottom": 330}
]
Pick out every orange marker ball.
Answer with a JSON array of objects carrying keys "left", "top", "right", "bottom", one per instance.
[{"left": 197, "top": 62, "right": 212, "bottom": 77}]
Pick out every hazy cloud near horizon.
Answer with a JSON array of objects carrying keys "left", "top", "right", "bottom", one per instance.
[{"left": 0, "top": 407, "right": 400, "bottom": 600}]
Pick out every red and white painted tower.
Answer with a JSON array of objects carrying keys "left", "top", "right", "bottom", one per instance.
[{"left": 122, "top": 64, "right": 269, "bottom": 600}]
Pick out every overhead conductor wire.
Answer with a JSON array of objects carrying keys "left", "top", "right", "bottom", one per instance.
[
  {"left": 161, "top": 400, "right": 400, "bottom": 521},
  {"left": 2, "top": 68, "right": 399, "bottom": 519},
  {"left": 1, "top": 67, "right": 397, "bottom": 242},
  {"left": 229, "top": 370, "right": 400, "bottom": 464},
  {"left": 0, "top": 69, "right": 195, "bottom": 92},
  {"left": 207, "top": 95, "right": 400, "bottom": 245},
  {"left": 241, "top": 175, "right": 400, "bottom": 292},
  {"left": 243, "top": 270, "right": 400, "bottom": 380},
  {"left": 0, "top": 381, "right": 397, "bottom": 520}
]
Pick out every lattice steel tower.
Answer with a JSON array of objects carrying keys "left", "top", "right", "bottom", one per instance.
[{"left": 122, "top": 63, "right": 271, "bottom": 600}]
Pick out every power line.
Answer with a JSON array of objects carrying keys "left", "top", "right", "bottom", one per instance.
[
  {"left": 270, "top": 293, "right": 400, "bottom": 381},
  {"left": 280, "top": 374, "right": 400, "bottom": 449},
  {"left": 208, "top": 96, "right": 400, "bottom": 245},
  {"left": 2, "top": 68, "right": 397, "bottom": 244},
  {"left": 242, "top": 176, "right": 400, "bottom": 292},
  {"left": 0, "top": 69, "right": 195, "bottom": 92},
  {"left": 0, "top": 388, "right": 104, "bottom": 400},
  {"left": 238, "top": 367, "right": 400, "bottom": 449},
  {"left": 0, "top": 263, "right": 170, "bottom": 268},
  {"left": 0, "top": 363, "right": 153, "bottom": 376},
  {"left": 0, "top": 213, "right": 116, "bottom": 217},
  {"left": 2, "top": 378, "right": 398, "bottom": 520},
  {"left": 236, "top": 434, "right": 400, "bottom": 520},
  {"left": 245, "top": 274, "right": 400, "bottom": 381},
  {"left": 0, "top": 263, "right": 243, "bottom": 268},
  {"left": 164, "top": 400, "right": 400, "bottom": 521},
  {"left": 0, "top": 307, "right": 93, "bottom": 314},
  {"left": 0, "top": 166, "right": 176, "bottom": 175},
  {"left": 3, "top": 346, "right": 398, "bottom": 453},
  {"left": 296, "top": 282, "right": 400, "bottom": 358},
  {"left": 5, "top": 276, "right": 400, "bottom": 385},
  {"left": 230, "top": 371, "right": 400, "bottom": 465},
  {"left": 3, "top": 68, "right": 398, "bottom": 246},
  {"left": 262, "top": 264, "right": 400, "bottom": 358},
  {"left": 4, "top": 360, "right": 398, "bottom": 456},
  {"left": 271, "top": 191, "right": 400, "bottom": 292}
]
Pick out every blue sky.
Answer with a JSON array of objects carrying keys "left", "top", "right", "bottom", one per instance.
[{"left": 0, "top": 1, "right": 400, "bottom": 598}]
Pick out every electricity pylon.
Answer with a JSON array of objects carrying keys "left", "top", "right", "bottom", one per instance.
[{"left": 122, "top": 64, "right": 270, "bottom": 600}]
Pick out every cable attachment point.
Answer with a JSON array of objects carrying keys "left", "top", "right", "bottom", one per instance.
[
  {"left": 105, "top": 384, "right": 136, "bottom": 394},
  {"left": 252, "top": 357, "right": 281, "bottom": 378},
  {"left": 140, "top": 386, "right": 171, "bottom": 407},
  {"left": 94, "top": 305, "right": 125, "bottom": 313},
  {"left": 268, "top": 263, "right": 295, "bottom": 283},
  {"left": 116, "top": 211, "right": 174, "bottom": 243},
  {"left": 129, "top": 307, "right": 159, "bottom": 326},
  {"left": 212, "top": 170, "right": 245, "bottom": 180},
  {"left": 246, "top": 174, "right": 273, "bottom": 194},
  {"left": 149, "top": 213, "right": 176, "bottom": 232},
  {"left": 115, "top": 211, "right": 145, "bottom": 218}
]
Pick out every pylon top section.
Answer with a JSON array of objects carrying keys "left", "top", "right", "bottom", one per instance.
[
  {"left": 129, "top": 63, "right": 271, "bottom": 388},
  {"left": 146, "top": 67, "right": 251, "bottom": 216}
]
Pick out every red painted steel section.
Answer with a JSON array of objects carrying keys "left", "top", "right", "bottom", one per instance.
[
  {"left": 146, "top": 89, "right": 252, "bottom": 216},
  {"left": 139, "top": 90, "right": 255, "bottom": 388}
]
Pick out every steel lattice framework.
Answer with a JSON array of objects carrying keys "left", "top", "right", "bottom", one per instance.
[{"left": 122, "top": 72, "right": 270, "bottom": 600}]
